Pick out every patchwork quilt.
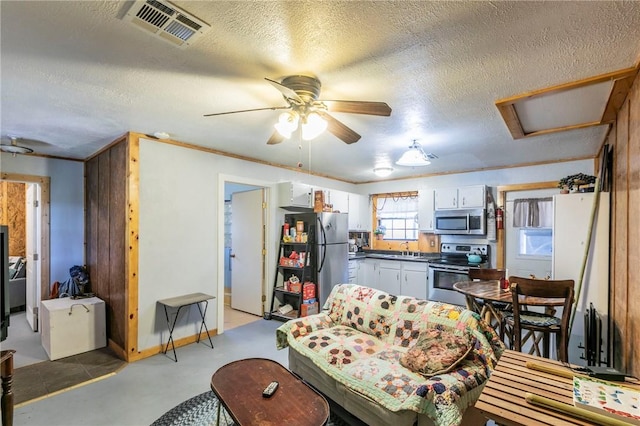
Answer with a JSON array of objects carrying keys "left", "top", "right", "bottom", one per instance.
[{"left": 276, "top": 284, "right": 504, "bottom": 426}]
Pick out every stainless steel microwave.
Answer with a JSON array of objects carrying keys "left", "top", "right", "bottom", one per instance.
[{"left": 434, "top": 208, "right": 486, "bottom": 235}]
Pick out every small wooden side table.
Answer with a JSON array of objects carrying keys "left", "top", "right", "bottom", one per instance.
[
  {"left": 1, "top": 349, "right": 16, "bottom": 426},
  {"left": 210, "top": 358, "right": 329, "bottom": 425}
]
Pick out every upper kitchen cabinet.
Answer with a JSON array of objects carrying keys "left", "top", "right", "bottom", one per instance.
[
  {"left": 326, "top": 189, "right": 349, "bottom": 213},
  {"left": 418, "top": 189, "right": 435, "bottom": 231},
  {"left": 348, "top": 193, "right": 371, "bottom": 231},
  {"left": 435, "top": 185, "right": 486, "bottom": 210}
]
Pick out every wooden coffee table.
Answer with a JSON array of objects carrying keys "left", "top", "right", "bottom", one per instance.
[{"left": 210, "top": 358, "right": 329, "bottom": 425}]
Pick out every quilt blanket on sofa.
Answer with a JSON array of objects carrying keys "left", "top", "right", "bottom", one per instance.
[{"left": 276, "top": 284, "right": 504, "bottom": 426}]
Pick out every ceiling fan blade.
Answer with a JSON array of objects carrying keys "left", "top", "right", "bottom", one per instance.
[
  {"left": 265, "top": 78, "right": 304, "bottom": 104},
  {"left": 318, "top": 112, "right": 361, "bottom": 144},
  {"left": 204, "top": 106, "right": 289, "bottom": 117},
  {"left": 266, "top": 130, "right": 286, "bottom": 145},
  {"left": 323, "top": 100, "right": 392, "bottom": 116}
]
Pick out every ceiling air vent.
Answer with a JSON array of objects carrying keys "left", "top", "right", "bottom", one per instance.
[{"left": 123, "top": 0, "right": 210, "bottom": 48}]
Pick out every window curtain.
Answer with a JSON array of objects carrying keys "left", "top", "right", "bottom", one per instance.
[{"left": 513, "top": 197, "right": 553, "bottom": 227}]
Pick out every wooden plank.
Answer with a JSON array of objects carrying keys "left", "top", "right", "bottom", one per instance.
[
  {"left": 627, "top": 74, "right": 640, "bottom": 378},
  {"left": 126, "top": 134, "right": 140, "bottom": 361},
  {"left": 613, "top": 99, "right": 629, "bottom": 372},
  {"left": 109, "top": 141, "right": 127, "bottom": 352},
  {"left": 97, "top": 150, "right": 114, "bottom": 343},
  {"left": 85, "top": 157, "right": 99, "bottom": 297}
]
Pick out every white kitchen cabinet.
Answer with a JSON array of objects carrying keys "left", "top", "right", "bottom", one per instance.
[
  {"left": 378, "top": 261, "right": 401, "bottom": 295},
  {"left": 360, "top": 259, "right": 378, "bottom": 288},
  {"left": 400, "top": 262, "right": 428, "bottom": 299},
  {"left": 326, "top": 189, "right": 349, "bottom": 213},
  {"left": 435, "top": 187, "right": 459, "bottom": 209},
  {"left": 348, "top": 193, "right": 371, "bottom": 231},
  {"left": 458, "top": 185, "right": 486, "bottom": 208},
  {"left": 348, "top": 259, "right": 358, "bottom": 284},
  {"left": 418, "top": 189, "right": 435, "bottom": 231},
  {"left": 435, "top": 185, "right": 486, "bottom": 210},
  {"left": 40, "top": 297, "right": 106, "bottom": 361}
]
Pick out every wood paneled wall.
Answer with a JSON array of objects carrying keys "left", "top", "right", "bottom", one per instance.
[
  {"left": 85, "top": 136, "right": 129, "bottom": 359},
  {"left": 608, "top": 68, "right": 640, "bottom": 378},
  {"left": 0, "top": 181, "right": 26, "bottom": 256}
]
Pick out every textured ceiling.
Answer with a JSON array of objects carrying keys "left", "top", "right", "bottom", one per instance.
[{"left": 1, "top": 1, "right": 639, "bottom": 182}]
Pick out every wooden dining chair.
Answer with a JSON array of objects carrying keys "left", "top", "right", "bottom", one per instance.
[
  {"left": 505, "top": 276, "right": 575, "bottom": 363},
  {"left": 467, "top": 269, "right": 510, "bottom": 341}
]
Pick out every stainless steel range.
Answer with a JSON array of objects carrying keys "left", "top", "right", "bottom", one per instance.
[{"left": 428, "top": 243, "right": 490, "bottom": 306}]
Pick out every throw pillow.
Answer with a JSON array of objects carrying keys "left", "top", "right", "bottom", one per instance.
[{"left": 400, "top": 328, "right": 474, "bottom": 377}]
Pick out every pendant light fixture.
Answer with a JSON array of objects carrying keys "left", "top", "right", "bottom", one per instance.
[
  {"left": 0, "top": 137, "right": 34, "bottom": 155},
  {"left": 395, "top": 140, "right": 431, "bottom": 166}
]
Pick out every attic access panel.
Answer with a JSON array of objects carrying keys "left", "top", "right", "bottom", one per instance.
[
  {"left": 496, "top": 67, "right": 638, "bottom": 139},
  {"left": 123, "top": 0, "right": 210, "bottom": 48}
]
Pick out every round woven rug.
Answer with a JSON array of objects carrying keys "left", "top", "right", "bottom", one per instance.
[{"left": 151, "top": 391, "right": 349, "bottom": 426}]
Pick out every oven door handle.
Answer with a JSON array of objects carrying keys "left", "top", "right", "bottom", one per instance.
[{"left": 429, "top": 265, "right": 469, "bottom": 273}]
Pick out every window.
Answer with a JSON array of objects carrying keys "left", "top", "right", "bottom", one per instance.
[
  {"left": 518, "top": 228, "right": 552, "bottom": 257},
  {"left": 374, "top": 192, "right": 419, "bottom": 240}
]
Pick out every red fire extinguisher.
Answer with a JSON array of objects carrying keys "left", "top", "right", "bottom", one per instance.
[{"left": 496, "top": 207, "right": 504, "bottom": 229}]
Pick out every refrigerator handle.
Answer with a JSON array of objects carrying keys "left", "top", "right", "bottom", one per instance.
[{"left": 317, "top": 217, "right": 327, "bottom": 273}]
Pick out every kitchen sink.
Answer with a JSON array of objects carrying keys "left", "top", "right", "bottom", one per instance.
[{"left": 366, "top": 253, "right": 426, "bottom": 261}]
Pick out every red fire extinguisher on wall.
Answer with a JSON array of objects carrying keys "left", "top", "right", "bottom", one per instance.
[{"left": 496, "top": 207, "right": 504, "bottom": 229}]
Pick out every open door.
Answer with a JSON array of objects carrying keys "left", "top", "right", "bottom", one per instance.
[
  {"left": 25, "top": 183, "right": 41, "bottom": 331},
  {"left": 230, "top": 189, "right": 264, "bottom": 316}
]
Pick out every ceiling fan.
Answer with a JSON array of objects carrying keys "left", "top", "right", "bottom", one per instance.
[{"left": 204, "top": 75, "right": 392, "bottom": 145}]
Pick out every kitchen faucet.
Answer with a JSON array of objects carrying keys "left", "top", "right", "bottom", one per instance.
[{"left": 400, "top": 241, "right": 410, "bottom": 256}]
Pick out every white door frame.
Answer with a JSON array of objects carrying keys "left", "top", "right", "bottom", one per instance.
[
  {"left": 217, "top": 173, "right": 272, "bottom": 334},
  {"left": 1, "top": 173, "right": 50, "bottom": 317}
]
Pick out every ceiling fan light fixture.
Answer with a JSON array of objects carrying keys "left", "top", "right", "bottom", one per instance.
[
  {"left": 274, "top": 112, "right": 299, "bottom": 138},
  {"left": 301, "top": 112, "right": 327, "bottom": 141},
  {"left": 395, "top": 140, "right": 431, "bottom": 166},
  {"left": 0, "top": 137, "right": 34, "bottom": 155},
  {"left": 373, "top": 167, "right": 394, "bottom": 177}
]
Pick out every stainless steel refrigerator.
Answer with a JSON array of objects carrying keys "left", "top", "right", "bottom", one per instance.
[{"left": 285, "top": 212, "right": 349, "bottom": 307}]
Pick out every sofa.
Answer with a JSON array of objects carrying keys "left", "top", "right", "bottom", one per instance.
[{"left": 276, "top": 284, "right": 504, "bottom": 426}]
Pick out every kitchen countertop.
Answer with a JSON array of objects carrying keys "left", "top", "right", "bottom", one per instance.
[{"left": 349, "top": 251, "right": 440, "bottom": 263}]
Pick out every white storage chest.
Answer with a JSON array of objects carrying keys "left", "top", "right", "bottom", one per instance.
[{"left": 40, "top": 297, "right": 106, "bottom": 360}]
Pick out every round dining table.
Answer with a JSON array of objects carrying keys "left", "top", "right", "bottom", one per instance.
[{"left": 453, "top": 280, "right": 565, "bottom": 342}]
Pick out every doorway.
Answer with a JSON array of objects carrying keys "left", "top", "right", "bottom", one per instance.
[
  {"left": 504, "top": 188, "right": 557, "bottom": 279},
  {"left": 1, "top": 174, "right": 51, "bottom": 367},
  {"left": 218, "top": 175, "right": 269, "bottom": 333}
]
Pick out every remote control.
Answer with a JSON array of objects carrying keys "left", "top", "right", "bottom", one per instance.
[{"left": 262, "top": 381, "right": 279, "bottom": 398}]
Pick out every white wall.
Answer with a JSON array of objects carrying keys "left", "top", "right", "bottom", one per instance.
[
  {"left": 357, "top": 159, "right": 596, "bottom": 266},
  {"left": 1, "top": 154, "right": 85, "bottom": 283},
  {"left": 136, "top": 138, "right": 359, "bottom": 350}
]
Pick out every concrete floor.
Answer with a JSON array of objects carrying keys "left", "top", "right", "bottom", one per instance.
[{"left": 7, "top": 308, "right": 273, "bottom": 426}]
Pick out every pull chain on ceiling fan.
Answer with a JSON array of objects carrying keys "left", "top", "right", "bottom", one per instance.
[{"left": 204, "top": 75, "right": 392, "bottom": 145}]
